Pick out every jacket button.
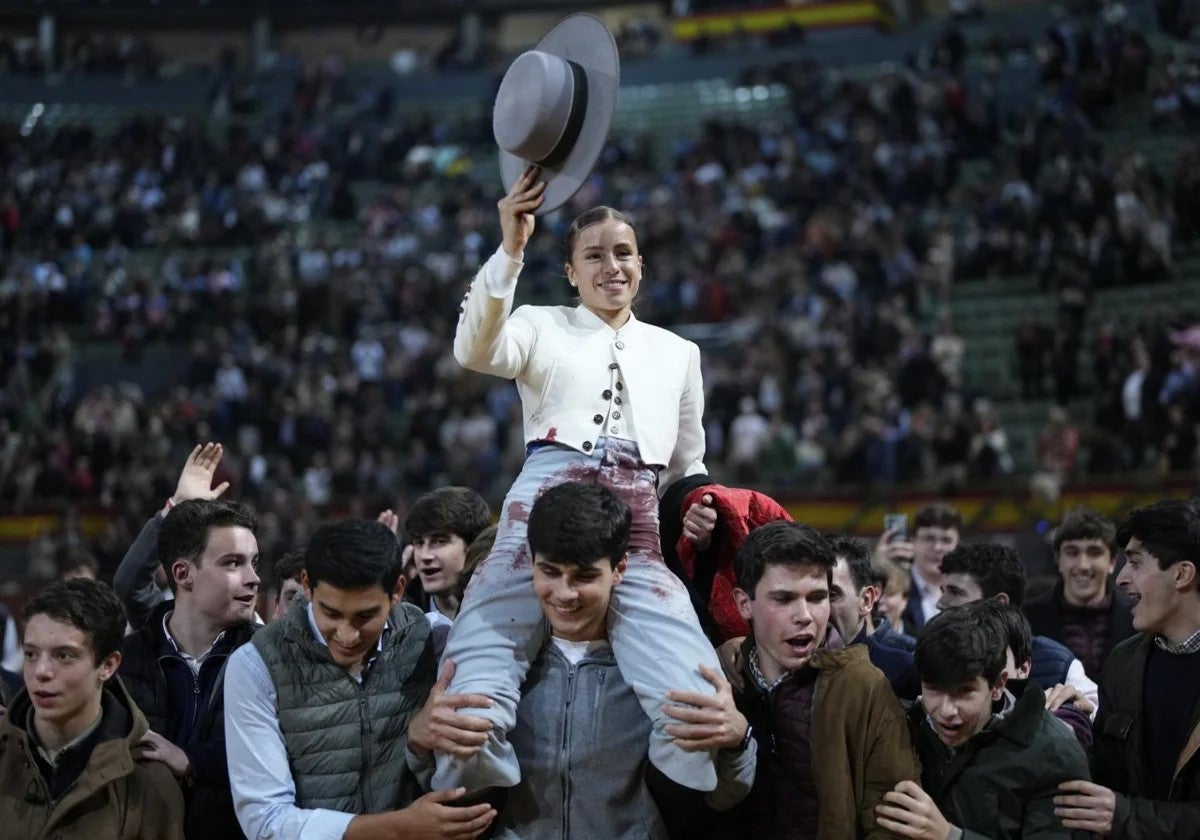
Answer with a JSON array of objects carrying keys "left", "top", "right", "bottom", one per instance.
[
  {"left": 602, "top": 389, "right": 612, "bottom": 399},
  {"left": 616, "top": 382, "right": 623, "bottom": 391},
  {"left": 593, "top": 414, "right": 603, "bottom": 425},
  {"left": 608, "top": 363, "right": 619, "bottom": 371},
  {"left": 615, "top": 340, "right": 625, "bottom": 350},
  {"left": 615, "top": 396, "right": 622, "bottom": 405},
  {"left": 582, "top": 441, "right": 593, "bottom": 452},
  {"left": 610, "top": 426, "right": 619, "bottom": 434},
  {"left": 612, "top": 411, "right": 621, "bottom": 419},
  {"left": 457, "top": 306, "right": 464, "bottom": 314}
]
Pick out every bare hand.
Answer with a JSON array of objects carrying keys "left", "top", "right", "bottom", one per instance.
[
  {"left": 664, "top": 664, "right": 749, "bottom": 752},
  {"left": 173, "top": 443, "right": 230, "bottom": 504},
  {"left": 876, "top": 530, "right": 915, "bottom": 566},
  {"left": 1054, "top": 780, "right": 1116, "bottom": 835},
  {"left": 875, "top": 780, "right": 952, "bottom": 840},
  {"left": 139, "top": 730, "right": 191, "bottom": 778},
  {"left": 498, "top": 165, "right": 545, "bottom": 259},
  {"left": 1044, "top": 683, "right": 1095, "bottom": 716},
  {"left": 682, "top": 494, "right": 718, "bottom": 552},
  {"left": 377, "top": 509, "right": 400, "bottom": 538},
  {"left": 716, "top": 636, "right": 747, "bottom": 692},
  {"left": 393, "top": 788, "right": 497, "bottom": 840},
  {"left": 408, "top": 660, "right": 494, "bottom": 760}
]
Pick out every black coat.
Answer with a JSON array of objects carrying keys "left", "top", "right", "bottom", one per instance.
[
  {"left": 1024, "top": 579, "right": 1135, "bottom": 677},
  {"left": 1092, "top": 634, "right": 1200, "bottom": 840},
  {"left": 119, "top": 600, "right": 256, "bottom": 840}
]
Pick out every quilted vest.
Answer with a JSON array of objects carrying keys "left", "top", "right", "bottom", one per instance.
[{"left": 252, "top": 597, "right": 436, "bottom": 813}]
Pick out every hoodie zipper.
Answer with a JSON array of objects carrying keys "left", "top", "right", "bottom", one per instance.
[{"left": 560, "top": 665, "right": 576, "bottom": 840}]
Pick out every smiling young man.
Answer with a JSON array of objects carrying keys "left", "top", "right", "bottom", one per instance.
[
  {"left": 876, "top": 503, "right": 962, "bottom": 631},
  {"left": 937, "top": 543, "right": 1098, "bottom": 712},
  {"left": 714, "top": 521, "right": 918, "bottom": 840},
  {"left": 404, "top": 486, "right": 492, "bottom": 635},
  {"left": 879, "top": 600, "right": 1090, "bottom": 840},
  {"left": 1025, "top": 509, "right": 1135, "bottom": 680},
  {"left": 118, "top": 498, "right": 261, "bottom": 839},
  {"left": 0, "top": 579, "right": 184, "bottom": 839},
  {"left": 495, "top": 482, "right": 754, "bottom": 839},
  {"left": 1055, "top": 499, "right": 1200, "bottom": 839},
  {"left": 224, "top": 517, "right": 496, "bottom": 840}
]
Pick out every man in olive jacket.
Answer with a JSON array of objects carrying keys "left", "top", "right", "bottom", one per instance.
[
  {"left": 0, "top": 579, "right": 184, "bottom": 840},
  {"left": 1054, "top": 500, "right": 1200, "bottom": 839},
  {"left": 714, "top": 521, "right": 921, "bottom": 840},
  {"left": 878, "top": 600, "right": 1090, "bottom": 840}
]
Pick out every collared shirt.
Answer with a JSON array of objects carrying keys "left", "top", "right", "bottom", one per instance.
[
  {"left": 747, "top": 646, "right": 794, "bottom": 694},
  {"left": 1155, "top": 624, "right": 1200, "bottom": 655},
  {"left": 162, "top": 610, "right": 226, "bottom": 678},
  {"left": 911, "top": 566, "right": 941, "bottom": 625},
  {"left": 224, "top": 603, "right": 428, "bottom": 840}
]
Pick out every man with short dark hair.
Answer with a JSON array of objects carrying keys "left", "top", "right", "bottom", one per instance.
[
  {"left": 224, "top": 518, "right": 495, "bottom": 840},
  {"left": 114, "top": 442, "right": 232, "bottom": 630},
  {"left": 878, "top": 600, "right": 1090, "bottom": 840},
  {"left": 268, "top": 549, "right": 305, "bottom": 623},
  {"left": 937, "top": 543, "right": 1098, "bottom": 711},
  {"left": 715, "top": 521, "right": 920, "bottom": 839},
  {"left": 1054, "top": 499, "right": 1200, "bottom": 838},
  {"left": 405, "top": 487, "right": 492, "bottom": 627},
  {"left": 495, "top": 482, "right": 753, "bottom": 838},
  {"left": 1025, "top": 509, "right": 1135, "bottom": 681},
  {"left": 119, "top": 498, "right": 261, "bottom": 839},
  {"left": 0, "top": 579, "right": 184, "bottom": 838},
  {"left": 827, "top": 535, "right": 920, "bottom": 700},
  {"left": 878, "top": 503, "right": 963, "bottom": 630}
]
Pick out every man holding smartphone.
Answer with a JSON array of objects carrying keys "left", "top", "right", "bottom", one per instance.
[{"left": 876, "top": 504, "right": 962, "bottom": 631}]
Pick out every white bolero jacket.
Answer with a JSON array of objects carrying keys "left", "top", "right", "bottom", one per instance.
[{"left": 453, "top": 246, "right": 707, "bottom": 494}]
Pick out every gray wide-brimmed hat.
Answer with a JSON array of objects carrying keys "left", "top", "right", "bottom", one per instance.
[{"left": 493, "top": 13, "right": 620, "bottom": 216}]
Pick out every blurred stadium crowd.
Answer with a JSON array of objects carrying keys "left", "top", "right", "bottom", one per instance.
[{"left": 0, "top": 4, "right": 1197, "bottom": 580}]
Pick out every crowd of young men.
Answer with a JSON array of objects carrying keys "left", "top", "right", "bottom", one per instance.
[{"left": 0, "top": 442, "right": 1197, "bottom": 840}]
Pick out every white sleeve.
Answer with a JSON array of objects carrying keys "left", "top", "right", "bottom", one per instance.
[
  {"left": 1065, "top": 658, "right": 1099, "bottom": 720},
  {"left": 224, "top": 644, "right": 355, "bottom": 840},
  {"left": 660, "top": 341, "right": 708, "bottom": 496},
  {"left": 452, "top": 246, "right": 537, "bottom": 379}
]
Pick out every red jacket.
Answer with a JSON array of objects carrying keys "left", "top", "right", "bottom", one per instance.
[{"left": 675, "top": 484, "right": 792, "bottom": 641}]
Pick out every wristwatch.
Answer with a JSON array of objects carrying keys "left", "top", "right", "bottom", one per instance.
[{"left": 734, "top": 724, "right": 754, "bottom": 754}]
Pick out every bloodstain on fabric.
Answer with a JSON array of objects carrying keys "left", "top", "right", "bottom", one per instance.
[
  {"left": 507, "top": 500, "right": 530, "bottom": 524},
  {"left": 545, "top": 427, "right": 557, "bottom": 441},
  {"left": 650, "top": 585, "right": 670, "bottom": 601},
  {"left": 511, "top": 544, "right": 533, "bottom": 571}
]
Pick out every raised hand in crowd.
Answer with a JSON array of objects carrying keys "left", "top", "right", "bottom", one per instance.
[
  {"left": 377, "top": 509, "right": 401, "bottom": 538},
  {"left": 408, "top": 660, "right": 495, "bottom": 760},
  {"left": 875, "top": 528, "right": 915, "bottom": 568},
  {"left": 876, "top": 780, "right": 953, "bottom": 840},
  {"left": 346, "top": 788, "right": 496, "bottom": 840},
  {"left": 170, "top": 442, "right": 230, "bottom": 506},
  {"left": 663, "top": 664, "right": 749, "bottom": 752},
  {"left": 682, "top": 493, "right": 718, "bottom": 552},
  {"left": 1054, "top": 780, "right": 1116, "bottom": 835},
  {"left": 138, "top": 729, "right": 192, "bottom": 778},
  {"left": 498, "top": 164, "right": 544, "bottom": 259}
]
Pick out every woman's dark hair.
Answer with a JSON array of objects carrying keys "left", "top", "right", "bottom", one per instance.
[
  {"left": 23, "top": 578, "right": 126, "bottom": 665},
  {"left": 916, "top": 600, "right": 1009, "bottom": 690},
  {"left": 158, "top": 499, "right": 258, "bottom": 592},
  {"left": 563, "top": 206, "right": 636, "bottom": 262},
  {"left": 1116, "top": 499, "right": 1200, "bottom": 578},
  {"left": 527, "top": 482, "right": 630, "bottom": 568},
  {"left": 736, "top": 521, "right": 834, "bottom": 597},
  {"left": 306, "top": 519, "right": 402, "bottom": 594}
]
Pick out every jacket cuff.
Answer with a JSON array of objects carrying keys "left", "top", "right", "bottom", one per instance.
[{"left": 484, "top": 246, "right": 523, "bottom": 297}]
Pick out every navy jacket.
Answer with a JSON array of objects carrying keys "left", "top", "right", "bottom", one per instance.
[{"left": 855, "top": 626, "right": 921, "bottom": 701}]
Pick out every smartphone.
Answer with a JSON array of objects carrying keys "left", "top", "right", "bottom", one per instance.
[{"left": 883, "top": 513, "right": 908, "bottom": 542}]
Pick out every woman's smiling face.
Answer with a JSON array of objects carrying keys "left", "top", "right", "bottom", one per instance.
[{"left": 565, "top": 217, "right": 642, "bottom": 327}]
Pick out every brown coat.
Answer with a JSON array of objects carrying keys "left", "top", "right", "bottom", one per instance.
[
  {"left": 730, "top": 640, "right": 921, "bottom": 840},
  {"left": 0, "top": 678, "right": 185, "bottom": 840}
]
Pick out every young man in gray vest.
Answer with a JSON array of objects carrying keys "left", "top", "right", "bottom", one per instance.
[{"left": 224, "top": 518, "right": 497, "bottom": 840}]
